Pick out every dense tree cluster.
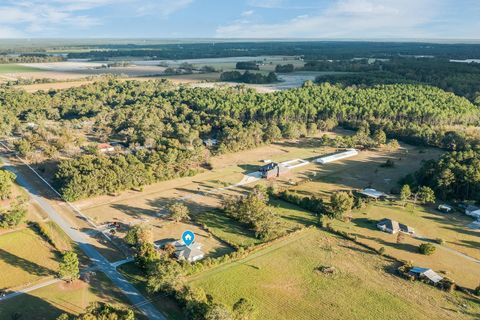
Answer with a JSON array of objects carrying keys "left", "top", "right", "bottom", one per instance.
[
  {"left": 405, "top": 150, "right": 480, "bottom": 201},
  {"left": 0, "top": 169, "right": 16, "bottom": 200},
  {"left": 54, "top": 148, "right": 205, "bottom": 201},
  {"left": 0, "top": 198, "right": 27, "bottom": 228},
  {"left": 0, "top": 54, "right": 64, "bottom": 64},
  {"left": 275, "top": 64, "right": 295, "bottom": 73},
  {"left": 57, "top": 302, "right": 134, "bottom": 320},
  {"left": 222, "top": 187, "right": 282, "bottom": 240},
  {"left": 315, "top": 58, "right": 480, "bottom": 102},
  {"left": 220, "top": 71, "right": 278, "bottom": 84},
  {"left": 235, "top": 61, "right": 259, "bottom": 70},
  {"left": 1, "top": 79, "right": 479, "bottom": 200}
]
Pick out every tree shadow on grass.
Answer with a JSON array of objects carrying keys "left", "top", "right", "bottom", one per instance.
[
  {"left": 355, "top": 233, "right": 420, "bottom": 254},
  {"left": 351, "top": 217, "right": 379, "bottom": 231},
  {"left": 110, "top": 204, "right": 159, "bottom": 220},
  {"left": 0, "top": 292, "right": 68, "bottom": 320},
  {"left": 0, "top": 248, "right": 55, "bottom": 278}
]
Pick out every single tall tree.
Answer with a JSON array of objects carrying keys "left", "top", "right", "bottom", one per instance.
[{"left": 58, "top": 251, "right": 80, "bottom": 282}]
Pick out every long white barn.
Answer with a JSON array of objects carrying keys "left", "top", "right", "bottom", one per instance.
[{"left": 315, "top": 149, "right": 359, "bottom": 164}]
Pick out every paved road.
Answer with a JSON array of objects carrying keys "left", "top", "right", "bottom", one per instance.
[{"left": 0, "top": 152, "right": 165, "bottom": 320}]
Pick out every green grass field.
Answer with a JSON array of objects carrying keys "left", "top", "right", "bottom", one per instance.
[
  {"left": 194, "top": 199, "right": 316, "bottom": 248},
  {"left": 329, "top": 202, "right": 480, "bottom": 288},
  {"left": 190, "top": 229, "right": 480, "bottom": 320},
  {"left": 0, "top": 64, "right": 41, "bottom": 73},
  {"left": 0, "top": 228, "right": 59, "bottom": 290},
  {"left": 0, "top": 272, "right": 140, "bottom": 320}
]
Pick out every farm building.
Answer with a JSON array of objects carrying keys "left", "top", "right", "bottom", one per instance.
[
  {"left": 465, "top": 205, "right": 480, "bottom": 219},
  {"left": 169, "top": 240, "right": 204, "bottom": 262},
  {"left": 97, "top": 143, "right": 115, "bottom": 153},
  {"left": 314, "top": 149, "right": 358, "bottom": 164},
  {"left": 408, "top": 267, "right": 443, "bottom": 284},
  {"left": 203, "top": 138, "right": 218, "bottom": 148},
  {"left": 437, "top": 204, "right": 453, "bottom": 213},
  {"left": 358, "top": 188, "right": 389, "bottom": 200},
  {"left": 259, "top": 162, "right": 289, "bottom": 179},
  {"left": 377, "top": 218, "right": 415, "bottom": 235}
]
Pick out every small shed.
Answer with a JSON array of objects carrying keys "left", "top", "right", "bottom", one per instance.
[
  {"left": 408, "top": 267, "right": 443, "bottom": 284},
  {"left": 438, "top": 204, "right": 453, "bottom": 213}
]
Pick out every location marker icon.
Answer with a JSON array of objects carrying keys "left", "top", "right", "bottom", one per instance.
[{"left": 182, "top": 230, "right": 195, "bottom": 247}]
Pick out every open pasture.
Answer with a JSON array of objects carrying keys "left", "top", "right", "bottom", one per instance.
[{"left": 191, "top": 228, "right": 480, "bottom": 320}]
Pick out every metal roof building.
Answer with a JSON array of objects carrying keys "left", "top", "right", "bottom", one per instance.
[{"left": 314, "top": 149, "right": 358, "bottom": 164}]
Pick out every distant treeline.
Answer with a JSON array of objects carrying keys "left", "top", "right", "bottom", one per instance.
[
  {"left": 0, "top": 54, "right": 64, "bottom": 64},
  {"left": 65, "top": 41, "right": 480, "bottom": 60},
  {"left": 313, "top": 58, "right": 480, "bottom": 102},
  {"left": 220, "top": 71, "right": 278, "bottom": 84}
]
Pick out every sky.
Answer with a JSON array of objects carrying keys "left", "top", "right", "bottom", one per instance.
[{"left": 0, "top": 0, "right": 478, "bottom": 39}]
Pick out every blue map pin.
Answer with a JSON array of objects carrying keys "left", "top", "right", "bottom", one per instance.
[{"left": 182, "top": 230, "right": 195, "bottom": 247}]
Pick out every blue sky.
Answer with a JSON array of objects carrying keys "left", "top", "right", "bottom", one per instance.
[{"left": 0, "top": 0, "right": 478, "bottom": 39}]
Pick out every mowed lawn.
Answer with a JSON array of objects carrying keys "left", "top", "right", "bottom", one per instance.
[
  {"left": 194, "top": 199, "right": 316, "bottom": 248},
  {"left": 0, "top": 64, "right": 41, "bottom": 73},
  {"left": 190, "top": 229, "right": 480, "bottom": 320},
  {"left": 330, "top": 202, "right": 480, "bottom": 288},
  {"left": 0, "top": 228, "right": 59, "bottom": 289},
  {"left": 0, "top": 272, "right": 142, "bottom": 320}
]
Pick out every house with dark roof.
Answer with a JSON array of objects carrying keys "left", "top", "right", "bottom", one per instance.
[
  {"left": 259, "top": 162, "right": 289, "bottom": 179},
  {"left": 377, "top": 218, "right": 415, "bottom": 235}
]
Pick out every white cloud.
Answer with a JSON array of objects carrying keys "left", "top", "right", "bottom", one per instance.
[
  {"left": 0, "top": 25, "right": 24, "bottom": 38},
  {"left": 135, "top": 0, "right": 194, "bottom": 17},
  {"left": 242, "top": 10, "right": 255, "bottom": 17},
  {"left": 218, "top": 0, "right": 476, "bottom": 39},
  {"left": 0, "top": 0, "right": 194, "bottom": 37}
]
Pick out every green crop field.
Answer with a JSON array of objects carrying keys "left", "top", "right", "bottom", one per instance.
[
  {"left": 190, "top": 229, "right": 480, "bottom": 320},
  {"left": 0, "top": 64, "right": 41, "bottom": 73}
]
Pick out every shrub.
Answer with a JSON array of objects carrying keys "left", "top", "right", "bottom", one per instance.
[
  {"left": 419, "top": 243, "right": 436, "bottom": 255},
  {"left": 475, "top": 284, "right": 480, "bottom": 296},
  {"left": 381, "top": 159, "right": 395, "bottom": 168}
]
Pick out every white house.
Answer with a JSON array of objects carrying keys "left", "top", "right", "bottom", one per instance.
[
  {"left": 314, "top": 149, "right": 358, "bottom": 164},
  {"left": 170, "top": 240, "right": 204, "bottom": 262}
]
